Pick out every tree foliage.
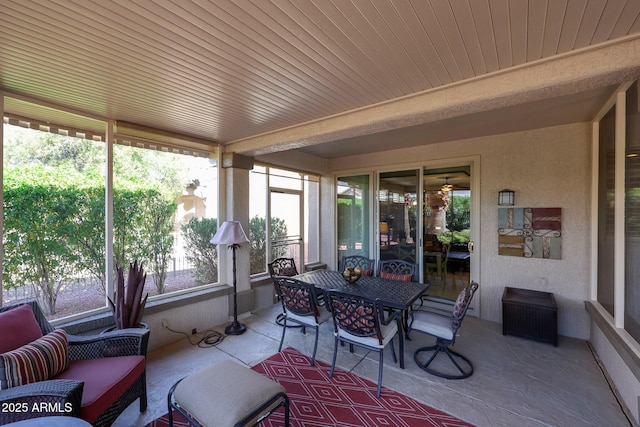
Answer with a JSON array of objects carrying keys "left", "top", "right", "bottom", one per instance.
[
  {"left": 180, "top": 218, "right": 218, "bottom": 285},
  {"left": 248, "top": 215, "right": 288, "bottom": 275},
  {"left": 2, "top": 127, "right": 190, "bottom": 314},
  {"left": 3, "top": 174, "right": 81, "bottom": 315},
  {"left": 448, "top": 194, "right": 471, "bottom": 232}
]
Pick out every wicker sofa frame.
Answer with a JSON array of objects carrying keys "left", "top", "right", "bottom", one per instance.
[{"left": 0, "top": 300, "right": 149, "bottom": 426}]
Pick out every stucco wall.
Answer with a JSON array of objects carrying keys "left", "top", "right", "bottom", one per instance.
[{"left": 328, "top": 122, "right": 592, "bottom": 339}]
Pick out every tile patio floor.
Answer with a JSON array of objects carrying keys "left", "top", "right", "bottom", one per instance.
[{"left": 113, "top": 304, "right": 630, "bottom": 427}]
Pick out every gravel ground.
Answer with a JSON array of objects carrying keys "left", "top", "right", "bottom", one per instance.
[{"left": 3, "top": 269, "right": 199, "bottom": 320}]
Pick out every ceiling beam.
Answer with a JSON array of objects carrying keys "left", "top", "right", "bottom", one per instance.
[{"left": 225, "top": 36, "right": 640, "bottom": 157}]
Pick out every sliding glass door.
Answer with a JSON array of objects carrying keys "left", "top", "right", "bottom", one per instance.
[
  {"left": 378, "top": 170, "right": 419, "bottom": 267},
  {"left": 336, "top": 164, "right": 476, "bottom": 301},
  {"left": 423, "top": 167, "right": 472, "bottom": 299}
]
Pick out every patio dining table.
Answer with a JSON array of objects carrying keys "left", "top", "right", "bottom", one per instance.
[{"left": 293, "top": 269, "right": 428, "bottom": 368}]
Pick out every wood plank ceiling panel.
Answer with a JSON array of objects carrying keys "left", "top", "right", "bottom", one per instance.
[
  {"left": 1, "top": 0, "right": 639, "bottom": 154},
  {"left": 309, "top": 1, "right": 401, "bottom": 100},
  {"left": 330, "top": 0, "right": 414, "bottom": 95},
  {"left": 270, "top": 1, "right": 383, "bottom": 104},
  {"left": 431, "top": 0, "right": 476, "bottom": 79},
  {"left": 488, "top": 0, "right": 513, "bottom": 68},
  {"left": 541, "top": 0, "right": 567, "bottom": 57},
  {"left": 610, "top": 1, "right": 640, "bottom": 38},
  {"left": 575, "top": 0, "right": 608, "bottom": 47},
  {"left": 557, "top": 1, "right": 588, "bottom": 52},
  {"left": 593, "top": 0, "right": 626, "bottom": 41},
  {"left": 367, "top": 0, "right": 433, "bottom": 92},
  {"left": 412, "top": 0, "right": 461, "bottom": 83},
  {"left": 393, "top": 0, "right": 448, "bottom": 87},
  {"left": 508, "top": 0, "right": 529, "bottom": 66},
  {"left": 468, "top": 0, "right": 500, "bottom": 73},
  {"left": 526, "top": 0, "right": 547, "bottom": 61},
  {"left": 449, "top": 0, "right": 488, "bottom": 76}
]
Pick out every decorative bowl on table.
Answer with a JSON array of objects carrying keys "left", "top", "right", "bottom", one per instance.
[{"left": 342, "top": 267, "right": 362, "bottom": 283}]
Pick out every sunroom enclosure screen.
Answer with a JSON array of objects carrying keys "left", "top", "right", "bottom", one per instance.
[{"left": 2, "top": 101, "right": 219, "bottom": 320}]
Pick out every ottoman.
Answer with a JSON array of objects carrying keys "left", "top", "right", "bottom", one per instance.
[{"left": 167, "top": 359, "right": 289, "bottom": 427}]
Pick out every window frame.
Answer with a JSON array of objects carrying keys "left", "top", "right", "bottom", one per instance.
[
  {"left": 248, "top": 164, "right": 320, "bottom": 277},
  {"left": 592, "top": 81, "right": 636, "bottom": 335}
]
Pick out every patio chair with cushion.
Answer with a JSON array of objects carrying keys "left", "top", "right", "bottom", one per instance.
[
  {"left": 268, "top": 257, "right": 302, "bottom": 328},
  {"left": 0, "top": 300, "right": 149, "bottom": 426},
  {"left": 273, "top": 277, "right": 331, "bottom": 366},
  {"left": 410, "top": 281, "right": 479, "bottom": 379},
  {"left": 267, "top": 257, "right": 299, "bottom": 278},
  {"left": 376, "top": 259, "right": 419, "bottom": 338},
  {"left": 325, "top": 290, "right": 400, "bottom": 398},
  {"left": 338, "top": 255, "right": 375, "bottom": 276}
]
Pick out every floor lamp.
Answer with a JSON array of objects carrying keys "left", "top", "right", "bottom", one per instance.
[{"left": 210, "top": 221, "right": 249, "bottom": 335}]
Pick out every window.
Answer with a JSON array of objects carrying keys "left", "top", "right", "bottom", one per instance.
[
  {"left": 112, "top": 144, "right": 218, "bottom": 296},
  {"left": 2, "top": 102, "right": 219, "bottom": 321},
  {"left": 597, "top": 104, "right": 616, "bottom": 316},
  {"left": 3, "top": 125, "right": 108, "bottom": 318},
  {"left": 625, "top": 82, "right": 640, "bottom": 341}
]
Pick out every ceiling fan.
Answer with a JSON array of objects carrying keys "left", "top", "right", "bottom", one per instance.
[{"left": 441, "top": 177, "right": 453, "bottom": 192}]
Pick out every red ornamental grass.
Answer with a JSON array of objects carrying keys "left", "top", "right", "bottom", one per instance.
[{"left": 108, "top": 260, "right": 148, "bottom": 329}]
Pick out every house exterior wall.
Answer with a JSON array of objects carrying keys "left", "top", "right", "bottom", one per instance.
[{"left": 328, "top": 121, "right": 592, "bottom": 339}]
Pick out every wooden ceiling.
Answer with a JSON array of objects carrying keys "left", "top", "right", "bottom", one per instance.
[{"left": 1, "top": 1, "right": 640, "bottom": 159}]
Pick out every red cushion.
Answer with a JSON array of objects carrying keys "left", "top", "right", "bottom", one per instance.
[
  {"left": 0, "top": 305, "right": 43, "bottom": 353},
  {"left": 54, "top": 355, "right": 145, "bottom": 423},
  {"left": 380, "top": 271, "right": 412, "bottom": 282}
]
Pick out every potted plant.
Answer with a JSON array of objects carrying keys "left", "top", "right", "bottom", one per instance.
[{"left": 108, "top": 260, "right": 148, "bottom": 329}]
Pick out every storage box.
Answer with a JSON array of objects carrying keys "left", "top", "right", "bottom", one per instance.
[{"left": 502, "top": 287, "right": 557, "bottom": 346}]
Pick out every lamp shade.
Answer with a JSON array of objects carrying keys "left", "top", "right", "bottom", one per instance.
[{"left": 210, "top": 221, "right": 249, "bottom": 245}]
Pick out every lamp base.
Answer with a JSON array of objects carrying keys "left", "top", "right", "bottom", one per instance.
[{"left": 225, "top": 321, "right": 247, "bottom": 335}]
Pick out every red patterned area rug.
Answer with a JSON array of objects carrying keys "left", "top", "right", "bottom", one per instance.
[{"left": 146, "top": 347, "right": 474, "bottom": 427}]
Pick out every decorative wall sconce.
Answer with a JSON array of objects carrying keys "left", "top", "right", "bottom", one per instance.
[{"left": 498, "top": 189, "right": 515, "bottom": 206}]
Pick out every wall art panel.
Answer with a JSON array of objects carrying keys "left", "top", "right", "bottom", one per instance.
[{"left": 498, "top": 208, "right": 561, "bottom": 259}]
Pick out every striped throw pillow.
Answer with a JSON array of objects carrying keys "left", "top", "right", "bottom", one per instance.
[{"left": 0, "top": 329, "right": 69, "bottom": 389}]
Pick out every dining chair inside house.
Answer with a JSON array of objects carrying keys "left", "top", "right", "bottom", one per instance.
[
  {"left": 410, "top": 281, "right": 479, "bottom": 379},
  {"left": 425, "top": 241, "right": 450, "bottom": 284},
  {"left": 338, "top": 255, "right": 375, "bottom": 276},
  {"left": 325, "top": 290, "right": 399, "bottom": 397},
  {"left": 273, "top": 276, "right": 331, "bottom": 365}
]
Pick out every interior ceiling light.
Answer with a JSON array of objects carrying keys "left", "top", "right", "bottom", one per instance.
[{"left": 441, "top": 177, "right": 453, "bottom": 192}]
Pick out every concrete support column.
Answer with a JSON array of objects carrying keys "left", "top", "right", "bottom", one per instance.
[{"left": 220, "top": 153, "right": 254, "bottom": 315}]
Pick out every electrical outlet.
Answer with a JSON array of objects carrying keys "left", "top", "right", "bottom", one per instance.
[
  {"left": 191, "top": 328, "right": 197, "bottom": 335},
  {"left": 161, "top": 319, "right": 169, "bottom": 328}
]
